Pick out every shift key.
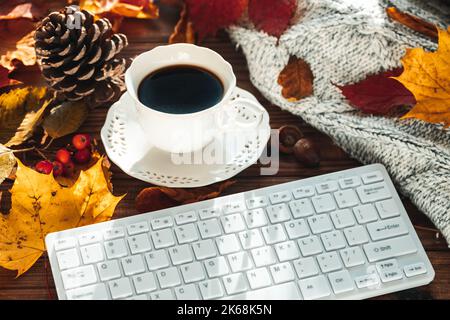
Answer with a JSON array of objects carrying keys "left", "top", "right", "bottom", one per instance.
[
  {"left": 364, "top": 235, "right": 417, "bottom": 262},
  {"left": 356, "top": 182, "right": 391, "bottom": 203}
]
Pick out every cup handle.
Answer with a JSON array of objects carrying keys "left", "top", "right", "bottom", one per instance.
[{"left": 215, "top": 97, "right": 264, "bottom": 132}]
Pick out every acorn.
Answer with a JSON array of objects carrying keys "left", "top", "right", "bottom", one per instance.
[
  {"left": 293, "top": 138, "right": 320, "bottom": 167},
  {"left": 278, "top": 125, "right": 303, "bottom": 154}
]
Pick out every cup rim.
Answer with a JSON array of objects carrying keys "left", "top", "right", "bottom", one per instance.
[{"left": 125, "top": 43, "right": 237, "bottom": 118}]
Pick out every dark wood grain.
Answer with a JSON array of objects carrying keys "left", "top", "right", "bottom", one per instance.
[{"left": 0, "top": 1, "right": 448, "bottom": 300}]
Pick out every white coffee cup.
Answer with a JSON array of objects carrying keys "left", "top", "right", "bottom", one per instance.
[{"left": 125, "top": 43, "right": 264, "bottom": 154}]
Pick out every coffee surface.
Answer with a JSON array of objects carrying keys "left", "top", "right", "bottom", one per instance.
[{"left": 138, "top": 65, "right": 224, "bottom": 114}]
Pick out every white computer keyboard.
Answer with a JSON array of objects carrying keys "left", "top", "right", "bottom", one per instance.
[{"left": 46, "top": 164, "right": 434, "bottom": 300}]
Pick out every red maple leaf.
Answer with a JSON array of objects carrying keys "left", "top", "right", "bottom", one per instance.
[
  {"left": 185, "top": 0, "right": 248, "bottom": 40},
  {"left": 248, "top": 0, "right": 297, "bottom": 38},
  {"left": 337, "top": 68, "right": 416, "bottom": 115}
]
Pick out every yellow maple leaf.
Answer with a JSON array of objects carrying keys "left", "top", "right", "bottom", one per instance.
[
  {"left": 80, "top": 0, "right": 159, "bottom": 20},
  {"left": 394, "top": 27, "right": 450, "bottom": 126},
  {"left": 0, "top": 157, "right": 125, "bottom": 276}
]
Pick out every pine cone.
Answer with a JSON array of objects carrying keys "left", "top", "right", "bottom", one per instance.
[{"left": 34, "top": 6, "right": 129, "bottom": 107}]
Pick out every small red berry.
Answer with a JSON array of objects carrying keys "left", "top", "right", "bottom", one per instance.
[
  {"left": 55, "top": 148, "right": 72, "bottom": 164},
  {"left": 72, "top": 134, "right": 91, "bottom": 150},
  {"left": 35, "top": 160, "right": 53, "bottom": 175},
  {"left": 63, "top": 161, "right": 75, "bottom": 177},
  {"left": 74, "top": 148, "right": 91, "bottom": 164},
  {"left": 52, "top": 161, "right": 64, "bottom": 177}
]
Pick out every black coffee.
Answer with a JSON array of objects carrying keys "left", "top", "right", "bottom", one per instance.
[{"left": 138, "top": 65, "right": 224, "bottom": 114}]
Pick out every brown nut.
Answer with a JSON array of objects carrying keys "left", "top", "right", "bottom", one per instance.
[
  {"left": 278, "top": 125, "right": 303, "bottom": 154},
  {"left": 293, "top": 138, "right": 320, "bottom": 167}
]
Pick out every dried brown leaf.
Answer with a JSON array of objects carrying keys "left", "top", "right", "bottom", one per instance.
[
  {"left": 278, "top": 56, "right": 314, "bottom": 102},
  {"left": 169, "top": 4, "right": 196, "bottom": 44}
]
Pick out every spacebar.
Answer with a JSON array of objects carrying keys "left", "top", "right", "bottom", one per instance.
[{"left": 223, "top": 282, "right": 302, "bottom": 300}]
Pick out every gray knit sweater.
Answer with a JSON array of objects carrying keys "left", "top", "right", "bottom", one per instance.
[{"left": 228, "top": 0, "right": 450, "bottom": 244}]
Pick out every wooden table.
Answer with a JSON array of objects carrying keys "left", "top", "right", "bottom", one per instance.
[{"left": 0, "top": 2, "right": 449, "bottom": 300}]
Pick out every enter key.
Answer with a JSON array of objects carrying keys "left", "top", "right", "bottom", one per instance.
[{"left": 367, "top": 217, "right": 408, "bottom": 241}]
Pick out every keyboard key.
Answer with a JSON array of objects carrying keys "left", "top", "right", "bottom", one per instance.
[
  {"left": 270, "top": 262, "right": 295, "bottom": 284},
  {"left": 104, "top": 227, "right": 125, "bottom": 240},
  {"left": 223, "top": 202, "right": 246, "bottom": 214},
  {"left": 109, "top": 278, "right": 133, "bottom": 299},
  {"left": 361, "top": 171, "right": 384, "bottom": 184},
  {"left": 150, "top": 289, "right": 175, "bottom": 300},
  {"left": 357, "top": 182, "right": 391, "bottom": 203},
  {"left": 223, "top": 273, "right": 248, "bottom": 295},
  {"left": 353, "top": 204, "right": 378, "bottom": 224},
  {"left": 317, "top": 252, "right": 342, "bottom": 273},
  {"left": 293, "top": 257, "right": 319, "bottom": 279},
  {"left": 355, "top": 273, "right": 380, "bottom": 289},
  {"left": 338, "top": 176, "right": 361, "bottom": 189},
  {"left": 151, "top": 229, "right": 175, "bottom": 249},
  {"left": 98, "top": 260, "right": 122, "bottom": 281},
  {"left": 216, "top": 234, "right": 240, "bottom": 255},
  {"left": 57, "top": 248, "right": 80, "bottom": 270},
  {"left": 316, "top": 181, "right": 338, "bottom": 194},
  {"left": 199, "top": 278, "right": 224, "bottom": 299},
  {"left": 145, "top": 250, "right": 170, "bottom": 270},
  {"left": 174, "top": 211, "right": 197, "bottom": 225},
  {"left": 243, "top": 208, "right": 268, "bottom": 228},
  {"left": 334, "top": 189, "right": 359, "bottom": 208},
  {"left": 150, "top": 217, "right": 173, "bottom": 230},
  {"left": 198, "top": 208, "right": 220, "bottom": 220},
  {"left": 198, "top": 219, "right": 222, "bottom": 239},
  {"left": 376, "top": 259, "right": 398, "bottom": 272},
  {"left": 121, "top": 255, "right": 146, "bottom": 276},
  {"left": 340, "top": 247, "right": 365, "bottom": 268},
  {"left": 174, "top": 223, "right": 199, "bottom": 244},
  {"left": 269, "top": 191, "right": 292, "bottom": 204},
  {"left": 225, "top": 282, "right": 301, "bottom": 300},
  {"left": 168, "top": 244, "right": 194, "bottom": 265},
  {"left": 175, "top": 284, "right": 200, "bottom": 300},
  {"left": 133, "top": 273, "right": 157, "bottom": 294},
  {"left": 367, "top": 217, "right": 408, "bottom": 241},
  {"left": 321, "top": 230, "right": 346, "bottom": 251},
  {"left": 344, "top": 225, "right": 369, "bottom": 246},
  {"left": 292, "top": 185, "right": 315, "bottom": 199},
  {"left": 80, "top": 244, "right": 104, "bottom": 264},
  {"left": 246, "top": 196, "right": 269, "bottom": 209},
  {"left": 204, "top": 256, "right": 230, "bottom": 277},
  {"left": 66, "top": 283, "right": 108, "bottom": 300},
  {"left": 246, "top": 267, "right": 272, "bottom": 289},
  {"left": 127, "top": 233, "right": 152, "bottom": 254},
  {"left": 267, "top": 203, "right": 291, "bottom": 223},
  {"left": 220, "top": 214, "right": 246, "bottom": 233},
  {"left": 375, "top": 199, "right": 400, "bottom": 219},
  {"left": 330, "top": 209, "right": 355, "bottom": 229},
  {"left": 251, "top": 246, "right": 277, "bottom": 267},
  {"left": 379, "top": 268, "right": 403, "bottom": 283},
  {"left": 285, "top": 219, "right": 309, "bottom": 239},
  {"left": 261, "top": 224, "right": 287, "bottom": 244},
  {"left": 363, "top": 235, "right": 417, "bottom": 262},
  {"left": 78, "top": 232, "right": 102, "bottom": 246},
  {"left": 54, "top": 237, "right": 77, "bottom": 251},
  {"left": 127, "top": 294, "right": 148, "bottom": 300},
  {"left": 328, "top": 270, "right": 354, "bottom": 294},
  {"left": 181, "top": 261, "right": 205, "bottom": 283},
  {"left": 192, "top": 239, "right": 217, "bottom": 260},
  {"left": 308, "top": 214, "right": 333, "bottom": 234},
  {"left": 104, "top": 239, "right": 128, "bottom": 259},
  {"left": 156, "top": 267, "right": 181, "bottom": 288},
  {"left": 227, "top": 252, "right": 253, "bottom": 273},
  {"left": 126, "top": 221, "right": 149, "bottom": 235},
  {"left": 275, "top": 241, "right": 300, "bottom": 261},
  {"left": 238, "top": 229, "right": 264, "bottom": 249},
  {"left": 298, "top": 235, "right": 323, "bottom": 256},
  {"left": 298, "top": 275, "right": 331, "bottom": 300},
  {"left": 404, "top": 262, "right": 427, "bottom": 277},
  {"left": 61, "top": 265, "right": 97, "bottom": 290},
  {"left": 289, "top": 199, "right": 314, "bottom": 218},
  {"left": 312, "top": 194, "right": 336, "bottom": 213}
]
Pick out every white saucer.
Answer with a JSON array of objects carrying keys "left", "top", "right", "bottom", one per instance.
[{"left": 101, "top": 87, "right": 271, "bottom": 188}]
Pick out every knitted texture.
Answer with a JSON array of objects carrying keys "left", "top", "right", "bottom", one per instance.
[{"left": 228, "top": 0, "right": 450, "bottom": 245}]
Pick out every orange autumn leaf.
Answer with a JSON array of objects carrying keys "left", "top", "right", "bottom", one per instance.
[
  {"left": 386, "top": 7, "right": 438, "bottom": 41},
  {"left": 80, "top": 0, "right": 159, "bottom": 19},
  {"left": 168, "top": 4, "right": 196, "bottom": 44},
  {"left": 394, "top": 27, "right": 450, "bottom": 127},
  {"left": 278, "top": 56, "right": 314, "bottom": 102},
  {"left": 0, "top": 1, "right": 49, "bottom": 21},
  {"left": 135, "top": 180, "right": 236, "bottom": 213}
]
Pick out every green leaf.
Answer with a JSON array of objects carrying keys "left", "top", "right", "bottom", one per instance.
[{"left": 42, "top": 101, "right": 89, "bottom": 139}]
